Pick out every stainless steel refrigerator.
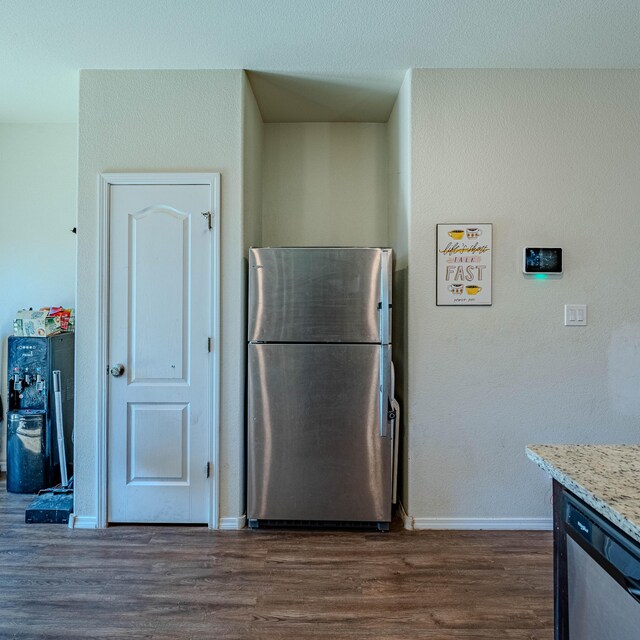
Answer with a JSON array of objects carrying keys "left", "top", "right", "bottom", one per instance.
[{"left": 247, "top": 247, "right": 396, "bottom": 530}]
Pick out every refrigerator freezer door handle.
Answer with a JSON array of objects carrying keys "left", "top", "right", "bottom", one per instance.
[{"left": 380, "top": 250, "right": 391, "bottom": 344}]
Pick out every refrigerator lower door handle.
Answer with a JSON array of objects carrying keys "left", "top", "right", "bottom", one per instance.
[
  {"left": 379, "top": 347, "right": 391, "bottom": 437},
  {"left": 379, "top": 399, "right": 388, "bottom": 437},
  {"left": 379, "top": 350, "right": 385, "bottom": 437}
]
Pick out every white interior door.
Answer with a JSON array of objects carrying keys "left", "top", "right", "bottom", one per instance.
[{"left": 107, "top": 183, "right": 212, "bottom": 523}]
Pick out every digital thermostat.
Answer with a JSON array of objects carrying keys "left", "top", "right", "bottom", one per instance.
[{"left": 523, "top": 247, "right": 563, "bottom": 275}]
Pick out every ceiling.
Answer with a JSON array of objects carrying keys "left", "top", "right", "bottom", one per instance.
[{"left": 2, "top": 0, "right": 640, "bottom": 123}]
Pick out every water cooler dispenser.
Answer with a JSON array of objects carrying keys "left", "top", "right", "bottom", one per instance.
[{"left": 6, "top": 333, "right": 74, "bottom": 493}]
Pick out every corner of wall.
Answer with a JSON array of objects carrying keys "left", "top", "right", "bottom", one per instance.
[
  {"left": 387, "top": 69, "right": 412, "bottom": 514},
  {"left": 241, "top": 72, "right": 264, "bottom": 250}
]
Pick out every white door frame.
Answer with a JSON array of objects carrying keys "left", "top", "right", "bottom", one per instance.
[{"left": 97, "top": 172, "right": 221, "bottom": 528}]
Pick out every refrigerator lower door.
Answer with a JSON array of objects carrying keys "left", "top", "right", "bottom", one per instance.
[{"left": 248, "top": 343, "right": 392, "bottom": 525}]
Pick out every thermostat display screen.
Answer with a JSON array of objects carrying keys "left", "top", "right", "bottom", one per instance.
[{"left": 524, "top": 248, "right": 563, "bottom": 274}]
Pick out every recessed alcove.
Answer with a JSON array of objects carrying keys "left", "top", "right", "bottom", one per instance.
[
  {"left": 242, "top": 70, "right": 411, "bottom": 503},
  {"left": 244, "top": 71, "right": 407, "bottom": 250}
]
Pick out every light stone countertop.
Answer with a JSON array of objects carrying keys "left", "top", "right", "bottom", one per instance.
[{"left": 526, "top": 444, "right": 640, "bottom": 544}]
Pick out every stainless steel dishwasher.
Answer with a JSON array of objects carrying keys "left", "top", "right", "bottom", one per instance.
[{"left": 561, "top": 490, "right": 640, "bottom": 639}]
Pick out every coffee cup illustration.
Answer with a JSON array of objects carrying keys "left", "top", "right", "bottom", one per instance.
[
  {"left": 448, "top": 283, "right": 464, "bottom": 294},
  {"left": 466, "top": 227, "right": 482, "bottom": 238},
  {"left": 448, "top": 229, "right": 465, "bottom": 240},
  {"left": 466, "top": 285, "right": 482, "bottom": 295}
]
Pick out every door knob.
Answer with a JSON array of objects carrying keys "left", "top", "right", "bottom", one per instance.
[{"left": 110, "top": 364, "right": 125, "bottom": 377}]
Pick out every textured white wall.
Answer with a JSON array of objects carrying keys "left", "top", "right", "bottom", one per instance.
[
  {"left": 387, "top": 75, "right": 411, "bottom": 270},
  {"left": 240, "top": 73, "right": 264, "bottom": 513},
  {"left": 407, "top": 70, "right": 640, "bottom": 522},
  {"left": 243, "top": 75, "right": 264, "bottom": 251},
  {"left": 387, "top": 73, "right": 411, "bottom": 506},
  {"left": 262, "top": 123, "right": 388, "bottom": 247},
  {"left": 77, "top": 70, "right": 246, "bottom": 522},
  {"left": 0, "top": 123, "right": 77, "bottom": 469},
  {"left": 74, "top": 68, "right": 640, "bottom": 528}
]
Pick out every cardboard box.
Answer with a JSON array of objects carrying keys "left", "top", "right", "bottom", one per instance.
[
  {"left": 44, "top": 307, "right": 74, "bottom": 331},
  {"left": 13, "top": 311, "right": 61, "bottom": 337}
]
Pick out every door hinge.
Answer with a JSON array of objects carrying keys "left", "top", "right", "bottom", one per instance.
[
  {"left": 206, "top": 462, "right": 211, "bottom": 478},
  {"left": 207, "top": 337, "right": 212, "bottom": 352},
  {"left": 201, "top": 211, "right": 212, "bottom": 229}
]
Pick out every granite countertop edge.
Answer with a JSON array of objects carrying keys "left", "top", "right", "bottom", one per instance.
[{"left": 526, "top": 445, "right": 640, "bottom": 544}]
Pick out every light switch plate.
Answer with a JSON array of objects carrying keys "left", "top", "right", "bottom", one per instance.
[{"left": 565, "top": 304, "right": 587, "bottom": 326}]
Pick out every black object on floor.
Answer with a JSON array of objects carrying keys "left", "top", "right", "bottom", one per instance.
[
  {"left": 6, "top": 412, "right": 48, "bottom": 493},
  {"left": 25, "top": 487, "right": 73, "bottom": 524}
]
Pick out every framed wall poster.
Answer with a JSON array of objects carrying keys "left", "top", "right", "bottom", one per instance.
[{"left": 436, "top": 224, "right": 492, "bottom": 305}]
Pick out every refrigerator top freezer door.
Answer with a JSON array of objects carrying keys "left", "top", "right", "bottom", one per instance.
[{"left": 248, "top": 247, "right": 392, "bottom": 344}]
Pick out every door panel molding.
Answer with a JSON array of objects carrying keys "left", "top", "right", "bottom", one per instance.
[
  {"left": 97, "top": 172, "right": 220, "bottom": 528},
  {"left": 126, "top": 402, "right": 190, "bottom": 485},
  {"left": 129, "top": 206, "right": 190, "bottom": 384}
]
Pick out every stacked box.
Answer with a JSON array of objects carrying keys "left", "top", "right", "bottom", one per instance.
[
  {"left": 13, "top": 311, "right": 60, "bottom": 337},
  {"left": 13, "top": 308, "right": 75, "bottom": 336}
]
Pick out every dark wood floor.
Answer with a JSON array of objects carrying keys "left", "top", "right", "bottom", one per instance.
[{"left": 0, "top": 477, "right": 553, "bottom": 639}]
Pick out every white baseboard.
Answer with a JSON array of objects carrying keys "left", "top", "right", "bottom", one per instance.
[
  {"left": 218, "top": 514, "right": 246, "bottom": 530},
  {"left": 411, "top": 517, "right": 553, "bottom": 531},
  {"left": 68, "top": 514, "right": 99, "bottom": 529}
]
